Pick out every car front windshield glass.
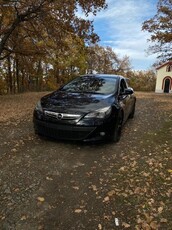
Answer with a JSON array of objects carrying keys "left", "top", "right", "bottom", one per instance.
[{"left": 62, "top": 76, "right": 118, "bottom": 95}]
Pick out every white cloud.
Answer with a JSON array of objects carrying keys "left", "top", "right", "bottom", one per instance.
[{"left": 76, "top": 0, "right": 158, "bottom": 70}]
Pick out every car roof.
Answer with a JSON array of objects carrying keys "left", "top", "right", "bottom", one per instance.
[{"left": 81, "top": 74, "right": 125, "bottom": 79}]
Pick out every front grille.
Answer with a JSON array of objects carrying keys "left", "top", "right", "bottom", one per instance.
[
  {"left": 34, "top": 119, "right": 95, "bottom": 140},
  {"left": 44, "top": 111, "right": 81, "bottom": 121}
]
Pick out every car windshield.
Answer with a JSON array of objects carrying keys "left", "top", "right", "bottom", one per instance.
[{"left": 61, "top": 75, "right": 118, "bottom": 95}]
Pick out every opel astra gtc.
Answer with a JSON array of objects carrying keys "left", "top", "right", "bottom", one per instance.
[{"left": 33, "top": 74, "right": 136, "bottom": 142}]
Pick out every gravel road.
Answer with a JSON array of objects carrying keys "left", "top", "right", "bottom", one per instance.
[{"left": 0, "top": 92, "right": 172, "bottom": 229}]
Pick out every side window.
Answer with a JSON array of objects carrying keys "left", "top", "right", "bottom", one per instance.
[
  {"left": 120, "top": 79, "right": 127, "bottom": 93},
  {"left": 166, "top": 65, "right": 172, "bottom": 72}
]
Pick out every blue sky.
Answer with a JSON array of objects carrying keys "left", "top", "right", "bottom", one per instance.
[{"left": 79, "top": 0, "right": 158, "bottom": 70}]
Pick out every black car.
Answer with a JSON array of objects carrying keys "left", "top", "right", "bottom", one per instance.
[{"left": 33, "top": 74, "right": 136, "bottom": 142}]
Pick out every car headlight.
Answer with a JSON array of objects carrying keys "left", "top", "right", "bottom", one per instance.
[
  {"left": 35, "top": 100, "right": 43, "bottom": 112},
  {"left": 85, "top": 106, "right": 111, "bottom": 119}
]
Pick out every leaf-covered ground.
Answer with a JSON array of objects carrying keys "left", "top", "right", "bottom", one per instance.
[{"left": 0, "top": 92, "right": 172, "bottom": 230}]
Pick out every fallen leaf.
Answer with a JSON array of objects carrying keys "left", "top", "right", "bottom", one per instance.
[
  {"left": 103, "top": 196, "right": 109, "bottom": 202},
  {"left": 141, "top": 222, "right": 150, "bottom": 229},
  {"left": 160, "top": 218, "right": 167, "bottom": 223},
  {"left": 38, "top": 225, "right": 44, "bottom": 230},
  {"left": 131, "top": 160, "right": 137, "bottom": 167},
  {"left": 91, "top": 185, "right": 97, "bottom": 191},
  {"left": 137, "top": 218, "right": 142, "bottom": 224},
  {"left": 167, "top": 169, "right": 172, "bottom": 173},
  {"left": 107, "top": 190, "right": 115, "bottom": 197},
  {"left": 46, "top": 176, "right": 53, "bottom": 181},
  {"left": 74, "top": 209, "right": 82, "bottom": 213},
  {"left": 150, "top": 221, "right": 158, "bottom": 229},
  {"left": 72, "top": 186, "right": 79, "bottom": 190},
  {"left": 122, "top": 222, "right": 130, "bottom": 228},
  {"left": 143, "top": 172, "right": 150, "bottom": 177},
  {"left": 134, "top": 187, "right": 141, "bottom": 194},
  {"left": 103, "top": 215, "right": 111, "bottom": 220},
  {"left": 158, "top": 207, "right": 163, "bottom": 213},
  {"left": 119, "top": 166, "right": 126, "bottom": 171},
  {"left": 98, "top": 224, "right": 102, "bottom": 230},
  {"left": 11, "top": 148, "right": 17, "bottom": 152},
  {"left": 37, "top": 197, "right": 45, "bottom": 202},
  {"left": 1, "top": 216, "right": 5, "bottom": 220},
  {"left": 144, "top": 213, "right": 153, "bottom": 223},
  {"left": 20, "top": 215, "right": 27, "bottom": 220}
]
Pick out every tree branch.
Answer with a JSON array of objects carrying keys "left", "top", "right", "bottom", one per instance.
[{"left": 0, "top": 1, "right": 47, "bottom": 58}]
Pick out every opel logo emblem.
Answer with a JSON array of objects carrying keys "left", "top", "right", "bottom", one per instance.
[{"left": 57, "top": 113, "right": 63, "bottom": 120}]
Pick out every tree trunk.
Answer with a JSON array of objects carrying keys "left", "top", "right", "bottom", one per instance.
[
  {"left": 15, "top": 57, "right": 20, "bottom": 93},
  {"left": 36, "top": 60, "right": 42, "bottom": 91},
  {"left": 7, "top": 56, "right": 13, "bottom": 94}
]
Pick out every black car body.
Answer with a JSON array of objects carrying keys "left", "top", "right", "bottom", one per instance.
[{"left": 33, "top": 74, "right": 136, "bottom": 142}]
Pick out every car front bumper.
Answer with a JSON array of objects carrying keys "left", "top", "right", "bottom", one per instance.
[{"left": 33, "top": 116, "right": 114, "bottom": 142}]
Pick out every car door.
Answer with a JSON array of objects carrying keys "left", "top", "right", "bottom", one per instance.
[{"left": 118, "top": 78, "right": 132, "bottom": 122}]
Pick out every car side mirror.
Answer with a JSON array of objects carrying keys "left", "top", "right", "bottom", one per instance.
[
  {"left": 125, "top": 88, "right": 134, "bottom": 95},
  {"left": 120, "top": 88, "right": 134, "bottom": 95}
]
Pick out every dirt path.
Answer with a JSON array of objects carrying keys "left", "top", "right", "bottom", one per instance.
[{"left": 0, "top": 92, "right": 172, "bottom": 229}]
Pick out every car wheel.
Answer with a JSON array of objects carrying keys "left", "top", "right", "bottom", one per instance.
[
  {"left": 129, "top": 101, "right": 135, "bottom": 119},
  {"left": 110, "top": 112, "right": 123, "bottom": 143}
]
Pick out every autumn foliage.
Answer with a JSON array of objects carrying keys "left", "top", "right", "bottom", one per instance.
[
  {"left": 0, "top": 0, "right": 156, "bottom": 94},
  {"left": 0, "top": 0, "right": 106, "bottom": 93},
  {"left": 142, "top": 0, "right": 172, "bottom": 62}
]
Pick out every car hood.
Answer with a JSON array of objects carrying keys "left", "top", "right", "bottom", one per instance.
[{"left": 41, "top": 90, "right": 116, "bottom": 114}]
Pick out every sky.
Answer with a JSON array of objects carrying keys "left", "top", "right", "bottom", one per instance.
[{"left": 79, "top": 0, "right": 158, "bottom": 70}]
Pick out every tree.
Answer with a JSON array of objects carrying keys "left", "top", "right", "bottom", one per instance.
[
  {"left": 0, "top": 0, "right": 107, "bottom": 60},
  {"left": 47, "top": 34, "right": 88, "bottom": 86},
  {"left": 0, "top": 0, "right": 107, "bottom": 93},
  {"left": 142, "top": 0, "right": 172, "bottom": 62},
  {"left": 126, "top": 70, "right": 156, "bottom": 91},
  {"left": 87, "top": 45, "right": 131, "bottom": 74}
]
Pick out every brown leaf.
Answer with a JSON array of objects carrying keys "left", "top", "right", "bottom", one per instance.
[
  {"left": 98, "top": 224, "right": 102, "bottom": 230},
  {"left": 103, "top": 196, "right": 109, "bottom": 202},
  {"left": 103, "top": 215, "right": 111, "bottom": 220},
  {"left": 72, "top": 186, "right": 79, "bottom": 190},
  {"left": 20, "top": 215, "right": 27, "bottom": 220},
  {"left": 134, "top": 187, "right": 141, "bottom": 194},
  {"left": 160, "top": 218, "right": 167, "bottom": 223},
  {"left": 150, "top": 221, "right": 158, "bottom": 229},
  {"left": 74, "top": 209, "right": 82, "bottom": 213},
  {"left": 144, "top": 213, "right": 153, "bottom": 223},
  {"left": 158, "top": 207, "right": 163, "bottom": 213},
  {"left": 119, "top": 166, "right": 126, "bottom": 171},
  {"left": 46, "top": 176, "right": 53, "bottom": 181},
  {"left": 37, "top": 197, "right": 45, "bottom": 202},
  {"left": 122, "top": 222, "right": 130, "bottom": 228},
  {"left": 107, "top": 190, "right": 116, "bottom": 197},
  {"left": 141, "top": 222, "right": 150, "bottom": 230},
  {"left": 91, "top": 185, "right": 97, "bottom": 191},
  {"left": 11, "top": 148, "right": 17, "bottom": 153}
]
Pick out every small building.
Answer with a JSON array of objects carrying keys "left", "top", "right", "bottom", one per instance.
[{"left": 155, "top": 61, "right": 172, "bottom": 93}]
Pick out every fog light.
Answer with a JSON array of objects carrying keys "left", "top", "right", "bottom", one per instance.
[{"left": 100, "top": 132, "right": 105, "bottom": 136}]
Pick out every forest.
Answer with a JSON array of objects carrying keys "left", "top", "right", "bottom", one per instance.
[{"left": 0, "top": 0, "right": 171, "bottom": 94}]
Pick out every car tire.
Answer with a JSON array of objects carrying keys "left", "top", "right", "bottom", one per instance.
[
  {"left": 129, "top": 101, "right": 135, "bottom": 119},
  {"left": 110, "top": 112, "right": 123, "bottom": 143}
]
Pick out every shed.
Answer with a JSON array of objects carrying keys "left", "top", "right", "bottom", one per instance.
[{"left": 155, "top": 61, "right": 172, "bottom": 93}]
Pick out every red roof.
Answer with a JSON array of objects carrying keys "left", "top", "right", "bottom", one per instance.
[{"left": 156, "top": 61, "right": 172, "bottom": 70}]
